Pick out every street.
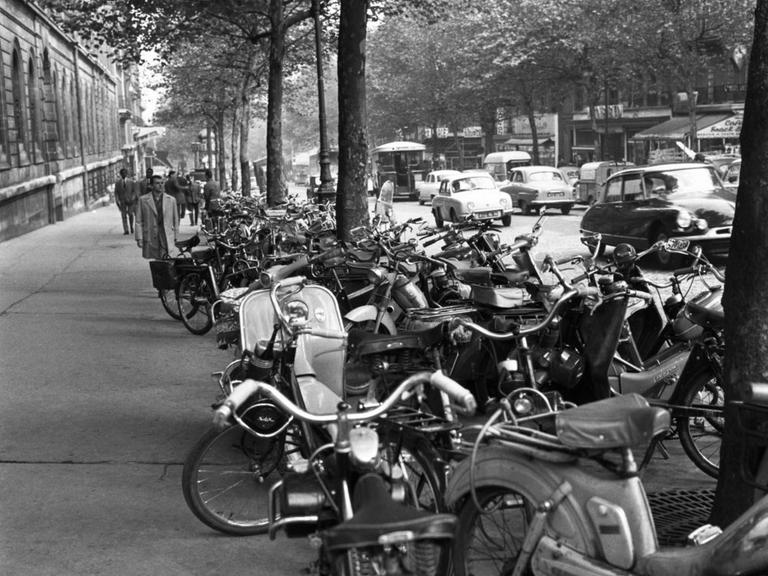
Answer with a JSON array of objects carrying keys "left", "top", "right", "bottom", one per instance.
[{"left": 0, "top": 202, "right": 714, "bottom": 575}]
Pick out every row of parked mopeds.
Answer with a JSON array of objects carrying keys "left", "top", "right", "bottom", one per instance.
[{"left": 146, "top": 194, "right": 768, "bottom": 576}]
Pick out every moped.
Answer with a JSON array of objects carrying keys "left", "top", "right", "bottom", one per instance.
[
  {"left": 212, "top": 369, "right": 475, "bottom": 575},
  {"left": 445, "top": 382, "right": 768, "bottom": 576}
]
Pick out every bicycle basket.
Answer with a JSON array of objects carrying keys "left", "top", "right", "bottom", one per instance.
[{"left": 149, "top": 260, "right": 178, "bottom": 290}]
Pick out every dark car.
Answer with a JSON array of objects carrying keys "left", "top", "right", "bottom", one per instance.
[{"left": 580, "top": 163, "right": 735, "bottom": 267}]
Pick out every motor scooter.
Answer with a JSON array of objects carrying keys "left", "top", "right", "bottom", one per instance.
[{"left": 444, "top": 383, "right": 768, "bottom": 576}]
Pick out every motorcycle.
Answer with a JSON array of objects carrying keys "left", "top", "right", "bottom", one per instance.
[{"left": 445, "top": 382, "right": 768, "bottom": 576}]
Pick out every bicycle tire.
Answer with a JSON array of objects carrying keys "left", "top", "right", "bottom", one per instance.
[
  {"left": 177, "top": 271, "right": 214, "bottom": 335},
  {"left": 159, "top": 287, "right": 181, "bottom": 320},
  {"left": 676, "top": 366, "right": 724, "bottom": 479},
  {"left": 181, "top": 424, "right": 286, "bottom": 535},
  {"left": 452, "top": 484, "right": 590, "bottom": 576}
]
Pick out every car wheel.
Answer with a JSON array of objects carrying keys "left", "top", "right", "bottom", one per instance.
[
  {"left": 650, "top": 227, "right": 683, "bottom": 269},
  {"left": 561, "top": 204, "right": 572, "bottom": 215},
  {"left": 501, "top": 214, "right": 512, "bottom": 226},
  {"left": 520, "top": 200, "right": 532, "bottom": 215},
  {"left": 433, "top": 209, "right": 444, "bottom": 227}
]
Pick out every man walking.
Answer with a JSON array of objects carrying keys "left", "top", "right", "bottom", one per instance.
[
  {"left": 114, "top": 168, "right": 138, "bottom": 235},
  {"left": 138, "top": 167, "right": 154, "bottom": 196},
  {"left": 135, "top": 175, "right": 179, "bottom": 259}
]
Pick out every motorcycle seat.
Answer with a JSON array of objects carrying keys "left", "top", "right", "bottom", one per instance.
[
  {"left": 470, "top": 284, "right": 527, "bottom": 309},
  {"left": 347, "top": 323, "right": 445, "bottom": 355},
  {"left": 175, "top": 234, "right": 200, "bottom": 251},
  {"left": 453, "top": 267, "right": 492, "bottom": 285},
  {"left": 491, "top": 270, "right": 530, "bottom": 285},
  {"left": 321, "top": 474, "right": 456, "bottom": 551},
  {"left": 556, "top": 393, "right": 670, "bottom": 450},
  {"left": 685, "top": 297, "right": 724, "bottom": 331}
]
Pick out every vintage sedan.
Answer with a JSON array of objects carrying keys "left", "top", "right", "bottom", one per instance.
[
  {"left": 431, "top": 173, "right": 513, "bottom": 226},
  {"left": 417, "top": 169, "right": 462, "bottom": 205},
  {"left": 501, "top": 166, "right": 576, "bottom": 215},
  {"left": 722, "top": 158, "right": 741, "bottom": 192},
  {"left": 580, "top": 163, "right": 735, "bottom": 267}
]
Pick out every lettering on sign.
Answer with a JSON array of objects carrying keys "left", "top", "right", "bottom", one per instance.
[
  {"left": 698, "top": 116, "right": 743, "bottom": 139},
  {"left": 592, "top": 104, "right": 624, "bottom": 120}
]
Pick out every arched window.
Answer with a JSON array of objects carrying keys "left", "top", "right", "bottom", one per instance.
[
  {"left": 11, "top": 45, "right": 29, "bottom": 165},
  {"left": 43, "top": 50, "right": 61, "bottom": 161},
  {"left": 0, "top": 37, "right": 8, "bottom": 168},
  {"left": 27, "top": 54, "right": 41, "bottom": 163}
]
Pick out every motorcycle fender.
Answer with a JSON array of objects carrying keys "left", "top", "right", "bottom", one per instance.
[
  {"left": 344, "top": 305, "right": 397, "bottom": 334},
  {"left": 446, "top": 445, "right": 659, "bottom": 561}
]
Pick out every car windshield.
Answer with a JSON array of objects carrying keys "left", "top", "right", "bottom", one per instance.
[
  {"left": 453, "top": 176, "right": 494, "bottom": 191},
  {"left": 529, "top": 170, "right": 564, "bottom": 183},
  {"left": 643, "top": 167, "right": 722, "bottom": 197}
]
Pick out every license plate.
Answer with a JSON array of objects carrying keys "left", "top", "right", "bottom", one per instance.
[
  {"left": 477, "top": 210, "right": 501, "bottom": 219},
  {"left": 547, "top": 192, "right": 565, "bottom": 198}
]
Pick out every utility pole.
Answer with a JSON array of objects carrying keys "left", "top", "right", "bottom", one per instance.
[{"left": 313, "top": 0, "right": 335, "bottom": 204}]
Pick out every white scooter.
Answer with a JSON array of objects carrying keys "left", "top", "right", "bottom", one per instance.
[{"left": 445, "top": 382, "right": 768, "bottom": 576}]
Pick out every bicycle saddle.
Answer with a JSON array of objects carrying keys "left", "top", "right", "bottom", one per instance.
[
  {"left": 556, "top": 393, "right": 670, "bottom": 450},
  {"left": 321, "top": 473, "right": 456, "bottom": 551},
  {"left": 175, "top": 235, "right": 200, "bottom": 250}
]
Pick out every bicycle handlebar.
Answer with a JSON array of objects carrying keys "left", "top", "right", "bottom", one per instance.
[{"left": 213, "top": 370, "right": 476, "bottom": 429}]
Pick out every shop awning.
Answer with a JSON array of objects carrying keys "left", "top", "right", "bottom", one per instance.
[{"left": 630, "top": 114, "right": 732, "bottom": 141}]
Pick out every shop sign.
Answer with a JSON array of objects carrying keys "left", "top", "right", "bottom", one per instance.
[{"left": 697, "top": 115, "right": 743, "bottom": 139}]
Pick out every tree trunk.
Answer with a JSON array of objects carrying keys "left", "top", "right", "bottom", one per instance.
[
  {"left": 266, "top": 0, "right": 287, "bottom": 206},
  {"left": 480, "top": 105, "right": 496, "bottom": 159},
  {"left": 336, "top": 0, "right": 371, "bottom": 240},
  {"left": 231, "top": 107, "right": 239, "bottom": 194},
  {"left": 240, "top": 98, "right": 252, "bottom": 198},
  {"left": 216, "top": 110, "right": 227, "bottom": 190},
  {"left": 710, "top": 0, "right": 768, "bottom": 527},
  {"left": 686, "top": 81, "right": 698, "bottom": 153}
]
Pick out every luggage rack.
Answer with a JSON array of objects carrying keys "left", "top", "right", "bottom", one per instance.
[{"left": 377, "top": 405, "right": 461, "bottom": 435}]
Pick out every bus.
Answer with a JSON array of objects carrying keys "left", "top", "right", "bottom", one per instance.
[
  {"left": 370, "top": 141, "right": 426, "bottom": 200},
  {"left": 482, "top": 151, "right": 532, "bottom": 183}
]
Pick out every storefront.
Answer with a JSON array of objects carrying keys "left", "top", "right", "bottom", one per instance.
[{"left": 630, "top": 110, "right": 743, "bottom": 163}]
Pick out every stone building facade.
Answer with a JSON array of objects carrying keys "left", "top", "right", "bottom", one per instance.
[{"left": 0, "top": 0, "right": 138, "bottom": 241}]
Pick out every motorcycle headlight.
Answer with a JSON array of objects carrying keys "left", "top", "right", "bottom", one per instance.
[
  {"left": 467, "top": 201, "right": 476, "bottom": 211},
  {"left": 367, "top": 267, "right": 386, "bottom": 285},
  {"left": 676, "top": 210, "right": 692, "bottom": 229},
  {"left": 349, "top": 426, "right": 379, "bottom": 468}
]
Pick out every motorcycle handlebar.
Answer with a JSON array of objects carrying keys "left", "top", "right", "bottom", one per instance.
[
  {"left": 213, "top": 370, "right": 476, "bottom": 430},
  {"left": 452, "top": 286, "right": 598, "bottom": 341}
]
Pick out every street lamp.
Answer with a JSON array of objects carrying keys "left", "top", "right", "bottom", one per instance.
[{"left": 313, "top": 0, "right": 335, "bottom": 204}]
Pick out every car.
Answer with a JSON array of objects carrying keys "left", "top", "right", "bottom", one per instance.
[
  {"left": 722, "top": 158, "right": 741, "bottom": 192},
  {"left": 417, "top": 169, "right": 462, "bottom": 205},
  {"left": 500, "top": 165, "right": 576, "bottom": 215},
  {"left": 579, "top": 162, "right": 735, "bottom": 267},
  {"left": 431, "top": 173, "right": 513, "bottom": 226},
  {"left": 559, "top": 165, "right": 580, "bottom": 187}
]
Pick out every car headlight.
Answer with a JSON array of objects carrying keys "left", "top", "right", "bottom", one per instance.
[
  {"left": 676, "top": 210, "right": 692, "bottom": 229},
  {"left": 695, "top": 218, "right": 708, "bottom": 231},
  {"left": 499, "top": 197, "right": 510, "bottom": 207},
  {"left": 467, "top": 201, "right": 475, "bottom": 211}
]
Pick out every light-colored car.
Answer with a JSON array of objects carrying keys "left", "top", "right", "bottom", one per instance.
[
  {"left": 501, "top": 165, "right": 576, "bottom": 215},
  {"left": 431, "top": 173, "right": 513, "bottom": 226},
  {"left": 417, "top": 169, "right": 462, "bottom": 205}
]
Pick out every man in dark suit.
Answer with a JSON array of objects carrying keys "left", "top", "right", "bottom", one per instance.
[{"left": 114, "top": 167, "right": 138, "bottom": 235}]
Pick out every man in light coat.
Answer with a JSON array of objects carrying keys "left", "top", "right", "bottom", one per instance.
[
  {"left": 135, "top": 175, "right": 179, "bottom": 259},
  {"left": 114, "top": 167, "right": 139, "bottom": 235}
]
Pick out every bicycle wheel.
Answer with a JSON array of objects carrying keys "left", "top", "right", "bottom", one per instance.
[
  {"left": 159, "top": 287, "right": 181, "bottom": 320},
  {"left": 177, "top": 270, "right": 214, "bottom": 335},
  {"left": 182, "top": 424, "right": 286, "bottom": 535},
  {"left": 379, "top": 435, "right": 445, "bottom": 513},
  {"left": 676, "top": 367, "right": 724, "bottom": 479}
]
